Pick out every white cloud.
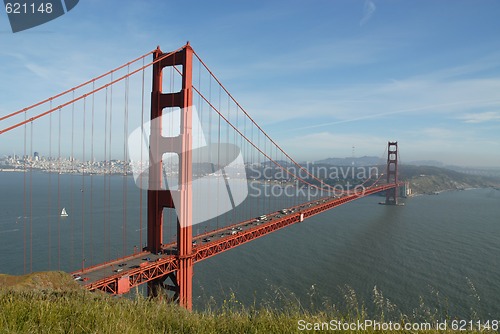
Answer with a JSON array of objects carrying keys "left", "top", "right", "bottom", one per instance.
[
  {"left": 360, "top": 0, "right": 376, "bottom": 26},
  {"left": 238, "top": 77, "right": 500, "bottom": 129},
  {"left": 24, "top": 63, "right": 53, "bottom": 81},
  {"left": 245, "top": 40, "right": 388, "bottom": 75},
  {"left": 459, "top": 111, "right": 500, "bottom": 124},
  {"left": 227, "top": 47, "right": 500, "bottom": 128},
  {"left": 411, "top": 51, "right": 500, "bottom": 81}
]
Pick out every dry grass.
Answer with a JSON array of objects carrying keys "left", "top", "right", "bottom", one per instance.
[
  {"left": 0, "top": 272, "right": 494, "bottom": 333},
  {"left": 0, "top": 272, "right": 81, "bottom": 292}
]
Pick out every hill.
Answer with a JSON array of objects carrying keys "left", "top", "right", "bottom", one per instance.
[
  {"left": 0, "top": 271, "right": 82, "bottom": 292},
  {"left": 315, "top": 156, "right": 382, "bottom": 166},
  {"left": 399, "top": 165, "right": 500, "bottom": 195},
  {"left": 0, "top": 280, "right": 481, "bottom": 334}
]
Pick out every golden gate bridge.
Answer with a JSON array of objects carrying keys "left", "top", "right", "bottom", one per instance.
[{"left": 0, "top": 43, "right": 403, "bottom": 310}]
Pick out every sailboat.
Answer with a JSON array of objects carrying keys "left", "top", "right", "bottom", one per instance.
[{"left": 60, "top": 208, "right": 68, "bottom": 217}]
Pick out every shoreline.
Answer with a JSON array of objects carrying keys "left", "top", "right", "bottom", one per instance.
[{"left": 407, "top": 186, "right": 500, "bottom": 197}]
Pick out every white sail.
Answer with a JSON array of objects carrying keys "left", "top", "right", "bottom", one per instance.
[{"left": 61, "top": 208, "right": 68, "bottom": 217}]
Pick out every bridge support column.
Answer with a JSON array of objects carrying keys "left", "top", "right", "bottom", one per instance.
[
  {"left": 385, "top": 141, "right": 398, "bottom": 205},
  {"left": 147, "top": 273, "right": 179, "bottom": 302},
  {"left": 147, "top": 277, "right": 166, "bottom": 299},
  {"left": 148, "top": 44, "right": 194, "bottom": 310}
]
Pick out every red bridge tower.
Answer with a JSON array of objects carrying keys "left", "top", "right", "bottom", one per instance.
[
  {"left": 148, "top": 44, "right": 194, "bottom": 309},
  {"left": 385, "top": 141, "right": 399, "bottom": 205}
]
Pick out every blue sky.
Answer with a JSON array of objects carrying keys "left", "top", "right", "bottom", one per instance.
[{"left": 1, "top": 0, "right": 500, "bottom": 167}]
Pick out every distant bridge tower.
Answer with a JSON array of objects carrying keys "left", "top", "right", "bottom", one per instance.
[
  {"left": 385, "top": 141, "right": 398, "bottom": 205},
  {"left": 148, "top": 44, "right": 194, "bottom": 309}
]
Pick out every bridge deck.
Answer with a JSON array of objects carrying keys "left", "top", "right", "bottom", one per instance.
[{"left": 71, "top": 183, "right": 401, "bottom": 294}]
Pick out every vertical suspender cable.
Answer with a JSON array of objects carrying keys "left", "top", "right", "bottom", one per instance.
[
  {"left": 82, "top": 96, "right": 86, "bottom": 269},
  {"left": 57, "top": 107, "right": 61, "bottom": 269},
  {"left": 227, "top": 94, "right": 233, "bottom": 227},
  {"left": 23, "top": 113, "right": 27, "bottom": 273},
  {"left": 123, "top": 67, "right": 130, "bottom": 256},
  {"left": 257, "top": 126, "right": 261, "bottom": 216},
  {"left": 217, "top": 84, "right": 221, "bottom": 231},
  {"left": 170, "top": 64, "right": 174, "bottom": 245},
  {"left": 103, "top": 86, "right": 108, "bottom": 260},
  {"left": 90, "top": 82, "right": 95, "bottom": 265},
  {"left": 266, "top": 136, "right": 269, "bottom": 213},
  {"left": 48, "top": 101, "right": 52, "bottom": 268},
  {"left": 249, "top": 113, "right": 252, "bottom": 219},
  {"left": 70, "top": 91, "right": 75, "bottom": 267},
  {"left": 138, "top": 58, "right": 144, "bottom": 253},
  {"left": 29, "top": 121, "right": 33, "bottom": 272},
  {"left": 196, "top": 59, "right": 202, "bottom": 238},
  {"left": 244, "top": 109, "right": 249, "bottom": 220},
  {"left": 139, "top": 58, "right": 145, "bottom": 250},
  {"left": 208, "top": 74, "right": 212, "bottom": 233},
  {"left": 108, "top": 72, "right": 113, "bottom": 259},
  {"left": 122, "top": 73, "right": 126, "bottom": 256},
  {"left": 235, "top": 101, "right": 240, "bottom": 222}
]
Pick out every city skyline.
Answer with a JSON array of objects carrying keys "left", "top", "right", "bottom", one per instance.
[{"left": 1, "top": 1, "right": 500, "bottom": 167}]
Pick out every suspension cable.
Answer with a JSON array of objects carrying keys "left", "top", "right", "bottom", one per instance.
[
  {"left": 0, "top": 50, "right": 154, "bottom": 122},
  {"left": 1, "top": 47, "right": 184, "bottom": 135}
]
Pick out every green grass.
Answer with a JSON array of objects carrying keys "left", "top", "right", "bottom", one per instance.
[
  {"left": 0, "top": 273, "right": 494, "bottom": 333},
  {"left": 0, "top": 290, "right": 309, "bottom": 334}
]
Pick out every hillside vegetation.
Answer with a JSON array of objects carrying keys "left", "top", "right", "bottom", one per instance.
[
  {"left": 399, "top": 165, "right": 500, "bottom": 194},
  {"left": 0, "top": 272, "right": 81, "bottom": 292},
  {"left": 0, "top": 272, "right": 493, "bottom": 333}
]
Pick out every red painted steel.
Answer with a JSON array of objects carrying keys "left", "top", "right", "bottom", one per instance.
[
  {"left": 147, "top": 44, "right": 194, "bottom": 309},
  {"left": 177, "top": 43, "right": 194, "bottom": 310},
  {"left": 82, "top": 255, "right": 178, "bottom": 294}
]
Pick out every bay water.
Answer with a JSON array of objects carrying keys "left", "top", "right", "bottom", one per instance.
[{"left": 0, "top": 171, "right": 499, "bottom": 318}]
